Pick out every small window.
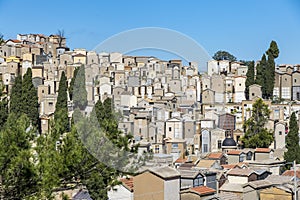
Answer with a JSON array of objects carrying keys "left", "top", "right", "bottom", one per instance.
[
  {"left": 42, "top": 90, "right": 44, "bottom": 93},
  {"left": 239, "top": 83, "right": 242, "bottom": 86},
  {"left": 169, "top": 127, "right": 172, "bottom": 131},
  {"left": 279, "top": 131, "right": 282, "bottom": 135},
  {"left": 295, "top": 79, "right": 297, "bottom": 83},
  {"left": 48, "top": 102, "right": 53, "bottom": 106},
  {"left": 252, "top": 93, "right": 255, "bottom": 96},
  {"left": 218, "top": 140, "right": 222, "bottom": 149}
]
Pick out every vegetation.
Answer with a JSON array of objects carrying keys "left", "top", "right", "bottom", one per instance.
[
  {"left": 284, "top": 112, "right": 300, "bottom": 163},
  {"left": 241, "top": 98, "right": 274, "bottom": 148},
  {"left": 68, "top": 67, "right": 79, "bottom": 100},
  {"left": 0, "top": 33, "right": 4, "bottom": 45},
  {"left": 245, "top": 61, "right": 255, "bottom": 100},
  {"left": 72, "top": 66, "right": 87, "bottom": 110},
  {"left": 21, "top": 68, "right": 39, "bottom": 127},
  {"left": 54, "top": 71, "right": 69, "bottom": 133},
  {"left": 0, "top": 113, "right": 37, "bottom": 199},
  {"left": 213, "top": 50, "right": 236, "bottom": 62},
  {"left": 0, "top": 85, "right": 8, "bottom": 128},
  {"left": 255, "top": 41, "right": 279, "bottom": 99},
  {"left": 10, "top": 75, "right": 23, "bottom": 115}
]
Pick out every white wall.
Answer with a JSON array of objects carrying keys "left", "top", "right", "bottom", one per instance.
[
  {"left": 164, "top": 179, "right": 180, "bottom": 200},
  {"left": 227, "top": 175, "right": 248, "bottom": 184},
  {"left": 107, "top": 185, "right": 133, "bottom": 200}
]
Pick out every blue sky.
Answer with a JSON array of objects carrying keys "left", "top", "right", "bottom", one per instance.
[{"left": 0, "top": 0, "right": 299, "bottom": 65}]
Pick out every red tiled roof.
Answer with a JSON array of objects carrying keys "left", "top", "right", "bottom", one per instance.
[
  {"left": 227, "top": 150, "right": 242, "bottom": 155},
  {"left": 282, "top": 170, "right": 300, "bottom": 179},
  {"left": 227, "top": 168, "right": 255, "bottom": 176},
  {"left": 73, "top": 53, "right": 86, "bottom": 57},
  {"left": 174, "top": 157, "right": 187, "bottom": 163},
  {"left": 255, "top": 148, "right": 272, "bottom": 153},
  {"left": 221, "top": 164, "right": 239, "bottom": 170},
  {"left": 8, "top": 39, "right": 22, "bottom": 43},
  {"left": 190, "top": 186, "right": 216, "bottom": 195},
  {"left": 208, "top": 152, "right": 223, "bottom": 159},
  {"left": 120, "top": 177, "right": 134, "bottom": 192}
]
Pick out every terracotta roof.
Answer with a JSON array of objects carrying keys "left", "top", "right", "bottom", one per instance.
[
  {"left": 227, "top": 150, "right": 242, "bottom": 155},
  {"left": 221, "top": 164, "right": 239, "bottom": 170},
  {"left": 207, "top": 152, "right": 224, "bottom": 159},
  {"left": 73, "top": 53, "right": 86, "bottom": 57},
  {"left": 255, "top": 148, "right": 272, "bottom": 153},
  {"left": 196, "top": 160, "right": 216, "bottom": 168},
  {"left": 120, "top": 177, "right": 134, "bottom": 192},
  {"left": 174, "top": 157, "right": 187, "bottom": 164},
  {"left": 282, "top": 170, "right": 300, "bottom": 179},
  {"left": 8, "top": 39, "right": 22, "bottom": 43},
  {"left": 190, "top": 186, "right": 216, "bottom": 195},
  {"left": 227, "top": 168, "right": 255, "bottom": 176}
]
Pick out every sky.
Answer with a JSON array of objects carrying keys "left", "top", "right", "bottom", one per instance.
[{"left": 0, "top": 0, "right": 299, "bottom": 66}]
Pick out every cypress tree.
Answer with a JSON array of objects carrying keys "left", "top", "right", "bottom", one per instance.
[
  {"left": 10, "top": 75, "right": 23, "bottom": 115},
  {"left": 255, "top": 54, "right": 267, "bottom": 98},
  {"left": 69, "top": 67, "right": 79, "bottom": 101},
  {"left": 245, "top": 61, "right": 255, "bottom": 100},
  {"left": 22, "top": 68, "right": 39, "bottom": 127},
  {"left": 284, "top": 112, "right": 300, "bottom": 163},
  {"left": 265, "top": 41, "right": 279, "bottom": 100},
  {"left": 73, "top": 66, "right": 87, "bottom": 110},
  {"left": 54, "top": 71, "right": 69, "bottom": 133},
  {"left": 0, "top": 85, "right": 8, "bottom": 128}
]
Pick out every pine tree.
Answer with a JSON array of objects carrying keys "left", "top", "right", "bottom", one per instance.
[
  {"left": 22, "top": 68, "right": 39, "bottom": 127},
  {"left": 284, "top": 112, "right": 300, "bottom": 163},
  {"left": 0, "top": 113, "right": 38, "bottom": 199},
  {"left": 73, "top": 66, "right": 87, "bottom": 110},
  {"left": 54, "top": 71, "right": 69, "bottom": 133},
  {"left": 10, "top": 75, "right": 23, "bottom": 115},
  {"left": 245, "top": 61, "right": 255, "bottom": 100},
  {"left": 241, "top": 98, "right": 273, "bottom": 148}
]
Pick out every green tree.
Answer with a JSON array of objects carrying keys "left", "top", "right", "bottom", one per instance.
[
  {"left": 284, "top": 112, "right": 300, "bottom": 163},
  {"left": 22, "top": 68, "right": 39, "bottom": 127},
  {"left": 0, "top": 85, "right": 8, "bottom": 128},
  {"left": 255, "top": 41, "right": 279, "bottom": 100},
  {"left": 54, "top": 71, "right": 69, "bottom": 133},
  {"left": 0, "top": 113, "right": 37, "bottom": 199},
  {"left": 266, "top": 40, "right": 279, "bottom": 59},
  {"left": 35, "top": 121, "right": 63, "bottom": 199},
  {"left": 213, "top": 50, "right": 237, "bottom": 62},
  {"left": 69, "top": 67, "right": 79, "bottom": 100},
  {"left": 255, "top": 54, "right": 269, "bottom": 99},
  {"left": 245, "top": 61, "right": 255, "bottom": 100},
  {"left": 0, "top": 33, "right": 4, "bottom": 45},
  {"left": 10, "top": 75, "right": 23, "bottom": 115},
  {"left": 265, "top": 41, "right": 279, "bottom": 100},
  {"left": 72, "top": 66, "right": 87, "bottom": 110},
  {"left": 241, "top": 98, "right": 273, "bottom": 148}
]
